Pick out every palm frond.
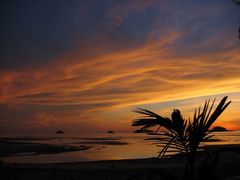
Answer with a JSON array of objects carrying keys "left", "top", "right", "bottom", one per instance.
[
  {"left": 233, "top": 0, "right": 240, "bottom": 5},
  {"left": 205, "top": 96, "right": 231, "bottom": 130},
  {"left": 132, "top": 108, "right": 173, "bottom": 130},
  {"left": 132, "top": 96, "right": 231, "bottom": 159}
]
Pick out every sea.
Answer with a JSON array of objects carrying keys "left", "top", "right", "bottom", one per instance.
[{"left": 1, "top": 131, "right": 240, "bottom": 164}]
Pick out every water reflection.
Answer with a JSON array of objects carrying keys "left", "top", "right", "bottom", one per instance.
[{"left": 1, "top": 131, "right": 240, "bottom": 163}]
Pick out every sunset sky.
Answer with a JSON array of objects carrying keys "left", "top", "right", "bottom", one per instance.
[{"left": 1, "top": 0, "right": 240, "bottom": 135}]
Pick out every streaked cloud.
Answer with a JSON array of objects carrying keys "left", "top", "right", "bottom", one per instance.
[{"left": 1, "top": 0, "right": 239, "bottom": 135}]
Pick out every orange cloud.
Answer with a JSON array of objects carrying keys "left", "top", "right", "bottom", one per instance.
[{"left": 1, "top": 0, "right": 240, "bottom": 134}]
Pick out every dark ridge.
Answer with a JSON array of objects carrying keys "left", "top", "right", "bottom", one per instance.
[{"left": 212, "top": 126, "right": 228, "bottom": 132}]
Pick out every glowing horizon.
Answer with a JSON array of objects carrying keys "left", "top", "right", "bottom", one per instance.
[{"left": 1, "top": 0, "right": 240, "bottom": 135}]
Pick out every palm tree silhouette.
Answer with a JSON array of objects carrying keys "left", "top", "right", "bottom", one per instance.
[{"left": 132, "top": 96, "right": 231, "bottom": 180}]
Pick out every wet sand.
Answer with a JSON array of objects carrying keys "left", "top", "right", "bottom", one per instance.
[
  {"left": 1, "top": 140, "right": 240, "bottom": 180},
  {"left": 0, "top": 140, "right": 91, "bottom": 157}
]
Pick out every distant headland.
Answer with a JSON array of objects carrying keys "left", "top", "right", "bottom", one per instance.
[
  {"left": 106, "top": 130, "right": 114, "bottom": 133},
  {"left": 211, "top": 126, "right": 228, "bottom": 132},
  {"left": 134, "top": 129, "right": 154, "bottom": 134}
]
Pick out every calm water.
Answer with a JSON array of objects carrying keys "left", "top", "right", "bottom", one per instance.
[{"left": 1, "top": 131, "right": 240, "bottom": 163}]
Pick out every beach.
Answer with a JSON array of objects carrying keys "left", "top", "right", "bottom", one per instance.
[
  {"left": 1, "top": 132, "right": 240, "bottom": 180},
  {"left": 1, "top": 147, "right": 240, "bottom": 180}
]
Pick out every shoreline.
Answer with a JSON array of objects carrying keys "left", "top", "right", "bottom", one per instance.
[
  {"left": 0, "top": 140, "right": 91, "bottom": 157},
  {"left": 1, "top": 150, "right": 240, "bottom": 180},
  {"left": 1, "top": 138, "right": 240, "bottom": 179}
]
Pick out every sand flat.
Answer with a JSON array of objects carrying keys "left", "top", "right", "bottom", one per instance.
[{"left": 1, "top": 142, "right": 240, "bottom": 179}]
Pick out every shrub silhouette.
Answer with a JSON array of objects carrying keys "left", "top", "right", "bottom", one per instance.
[{"left": 132, "top": 96, "right": 231, "bottom": 180}]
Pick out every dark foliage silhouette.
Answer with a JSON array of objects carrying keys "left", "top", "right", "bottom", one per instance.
[
  {"left": 132, "top": 96, "right": 231, "bottom": 180},
  {"left": 233, "top": 0, "right": 240, "bottom": 5},
  {"left": 233, "top": 0, "right": 240, "bottom": 38}
]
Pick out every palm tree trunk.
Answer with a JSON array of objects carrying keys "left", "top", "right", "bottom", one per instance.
[
  {"left": 185, "top": 149, "right": 197, "bottom": 180},
  {"left": 189, "top": 152, "right": 196, "bottom": 180}
]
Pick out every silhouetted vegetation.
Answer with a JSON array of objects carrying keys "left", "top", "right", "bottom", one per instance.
[
  {"left": 133, "top": 96, "right": 231, "bottom": 180},
  {"left": 233, "top": 0, "right": 240, "bottom": 5},
  {"left": 233, "top": 0, "right": 240, "bottom": 38}
]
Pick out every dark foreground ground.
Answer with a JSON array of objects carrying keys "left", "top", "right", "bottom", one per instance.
[{"left": 1, "top": 151, "right": 240, "bottom": 180}]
